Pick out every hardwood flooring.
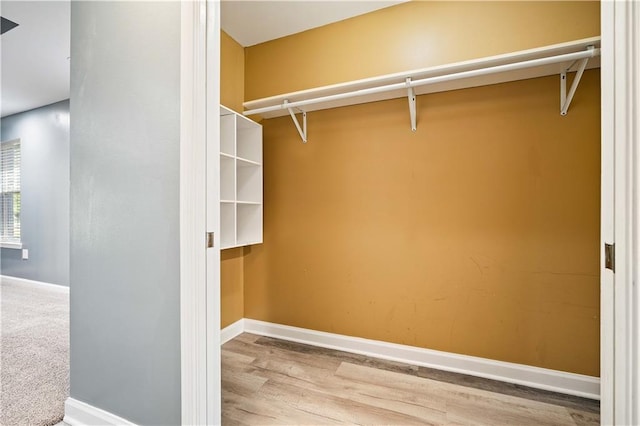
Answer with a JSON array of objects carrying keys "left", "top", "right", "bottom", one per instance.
[{"left": 222, "top": 333, "right": 599, "bottom": 425}]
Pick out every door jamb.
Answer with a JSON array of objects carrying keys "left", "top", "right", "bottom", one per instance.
[
  {"left": 600, "top": 1, "right": 639, "bottom": 424},
  {"left": 180, "top": 1, "right": 220, "bottom": 424},
  {"left": 179, "top": 1, "right": 640, "bottom": 423}
]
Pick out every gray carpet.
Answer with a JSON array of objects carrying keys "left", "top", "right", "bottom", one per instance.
[{"left": 0, "top": 278, "right": 69, "bottom": 426}]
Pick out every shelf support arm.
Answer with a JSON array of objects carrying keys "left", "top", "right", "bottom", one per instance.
[
  {"left": 406, "top": 78, "right": 417, "bottom": 131},
  {"left": 560, "top": 53, "right": 590, "bottom": 115},
  {"left": 284, "top": 100, "right": 307, "bottom": 143}
]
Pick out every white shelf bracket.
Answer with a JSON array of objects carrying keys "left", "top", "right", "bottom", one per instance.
[
  {"left": 406, "top": 78, "right": 417, "bottom": 131},
  {"left": 284, "top": 100, "right": 307, "bottom": 143},
  {"left": 560, "top": 47, "right": 592, "bottom": 115}
]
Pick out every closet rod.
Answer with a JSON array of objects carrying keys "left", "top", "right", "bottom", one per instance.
[{"left": 243, "top": 47, "right": 599, "bottom": 117}]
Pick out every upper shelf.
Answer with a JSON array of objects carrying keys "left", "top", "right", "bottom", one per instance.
[{"left": 243, "top": 37, "right": 601, "bottom": 120}]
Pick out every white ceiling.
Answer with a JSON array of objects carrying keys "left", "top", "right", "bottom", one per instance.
[
  {"left": 1, "top": 1, "right": 70, "bottom": 118},
  {"left": 0, "top": 1, "right": 404, "bottom": 118},
  {"left": 221, "top": 0, "right": 405, "bottom": 47}
]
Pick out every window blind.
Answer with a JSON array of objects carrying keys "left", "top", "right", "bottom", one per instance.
[{"left": 1, "top": 139, "right": 21, "bottom": 243}]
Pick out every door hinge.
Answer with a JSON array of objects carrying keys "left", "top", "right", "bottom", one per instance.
[
  {"left": 605, "top": 243, "right": 615, "bottom": 272},
  {"left": 207, "top": 232, "right": 214, "bottom": 248}
]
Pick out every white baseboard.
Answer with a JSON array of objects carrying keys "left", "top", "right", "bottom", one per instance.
[
  {"left": 242, "top": 319, "right": 600, "bottom": 400},
  {"left": 221, "top": 318, "right": 245, "bottom": 344},
  {"left": 0, "top": 275, "right": 69, "bottom": 293},
  {"left": 64, "top": 398, "right": 136, "bottom": 426}
]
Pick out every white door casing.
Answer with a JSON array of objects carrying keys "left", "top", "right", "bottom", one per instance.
[
  {"left": 178, "top": 1, "right": 639, "bottom": 424},
  {"left": 206, "top": 0, "right": 222, "bottom": 424},
  {"left": 600, "top": 2, "right": 614, "bottom": 423},
  {"left": 180, "top": 0, "right": 221, "bottom": 424},
  {"left": 600, "top": 1, "right": 639, "bottom": 425}
]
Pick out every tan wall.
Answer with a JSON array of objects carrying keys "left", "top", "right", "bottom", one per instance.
[
  {"left": 221, "top": 248, "right": 244, "bottom": 328},
  {"left": 221, "top": 30, "right": 245, "bottom": 113},
  {"left": 243, "top": 2, "right": 601, "bottom": 376},
  {"left": 245, "top": 1, "right": 600, "bottom": 100},
  {"left": 220, "top": 31, "right": 245, "bottom": 328}
]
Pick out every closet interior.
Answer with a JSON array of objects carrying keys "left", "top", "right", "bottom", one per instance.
[{"left": 219, "top": 0, "right": 601, "bottom": 400}]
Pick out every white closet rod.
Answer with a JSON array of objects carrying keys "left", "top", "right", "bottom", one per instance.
[{"left": 243, "top": 47, "right": 599, "bottom": 117}]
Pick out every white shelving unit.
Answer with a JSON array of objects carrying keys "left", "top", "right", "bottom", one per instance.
[
  {"left": 243, "top": 37, "right": 601, "bottom": 142},
  {"left": 220, "top": 105, "right": 263, "bottom": 249}
]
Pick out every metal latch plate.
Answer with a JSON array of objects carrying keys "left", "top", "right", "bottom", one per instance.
[{"left": 605, "top": 243, "right": 615, "bottom": 272}]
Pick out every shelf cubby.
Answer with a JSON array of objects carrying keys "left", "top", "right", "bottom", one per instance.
[
  {"left": 237, "top": 203, "right": 262, "bottom": 246},
  {"left": 220, "top": 155, "right": 235, "bottom": 202},
  {"left": 219, "top": 105, "right": 263, "bottom": 249},
  {"left": 237, "top": 161, "right": 262, "bottom": 204},
  {"left": 220, "top": 112, "right": 236, "bottom": 156}
]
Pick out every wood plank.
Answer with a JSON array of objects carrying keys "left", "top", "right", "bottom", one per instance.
[
  {"left": 568, "top": 409, "right": 601, "bottom": 426},
  {"left": 246, "top": 357, "right": 448, "bottom": 423},
  {"left": 336, "top": 362, "right": 577, "bottom": 426},
  {"left": 223, "top": 385, "right": 343, "bottom": 425},
  {"left": 258, "top": 379, "right": 434, "bottom": 425},
  {"left": 224, "top": 336, "right": 343, "bottom": 372},
  {"left": 222, "top": 333, "right": 599, "bottom": 425}
]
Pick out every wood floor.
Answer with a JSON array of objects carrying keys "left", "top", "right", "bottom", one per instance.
[{"left": 222, "top": 333, "right": 599, "bottom": 425}]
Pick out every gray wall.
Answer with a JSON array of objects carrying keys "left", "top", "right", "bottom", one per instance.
[
  {"left": 70, "top": 2, "right": 181, "bottom": 424},
  {"left": 1, "top": 100, "right": 70, "bottom": 286}
]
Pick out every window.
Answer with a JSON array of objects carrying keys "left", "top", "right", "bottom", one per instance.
[{"left": 1, "top": 139, "right": 21, "bottom": 246}]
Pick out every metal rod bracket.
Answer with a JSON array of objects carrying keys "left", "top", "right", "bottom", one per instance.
[
  {"left": 560, "top": 46, "right": 593, "bottom": 115},
  {"left": 285, "top": 100, "right": 307, "bottom": 143},
  {"left": 406, "top": 78, "right": 417, "bottom": 131}
]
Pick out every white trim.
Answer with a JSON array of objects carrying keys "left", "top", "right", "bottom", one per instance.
[
  {"left": 180, "top": 1, "right": 209, "bottom": 424},
  {"left": 244, "top": 37, "right": 600, "bottom": 119},
  {"left": 221, "top": 319, "right": 245, "bottom": 344},
  {"left": 242, "top": 319, "right": 600, "bottom": 400},
  {"left": 0, "top": 241, "right": 23, "bottom": 249},
  {"left": 599, "top": 2, "right": 615, "bottom": 423},
  {"left": 609, "top": 1, "right": 639, "bottom": 424},
  {"left": 63, "top": 398, "right": 136, "bottom": 426},
  {"left": 601, "top": 0, "right": 640, "bottom": 424},
  {"left": 0, "top": 274, "right": 68, "bottom": 293},
  {"left": 205, "top": 1, "right": 222, "bottom": 423},
  {"left": 612, "top": 0, "right": 633, "bottom": 418}
]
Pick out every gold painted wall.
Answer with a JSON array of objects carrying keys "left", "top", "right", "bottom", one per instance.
[
  {"left": 243, "top": 2, "right": 601, "bottom": 376},
  {"left": 220, "top": 31, "right": 245, "bottom": 328},
  {"left": 221, "top": 30, "right": 245, "bottom": 112},
  {"left": 245, "top": 1, "right": 600, "bottom": 100},
  {"left": 221, "top": 248, "right": 244, "bottom": 328}
]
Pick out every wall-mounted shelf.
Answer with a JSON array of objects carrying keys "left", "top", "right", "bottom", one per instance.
[
  {"left": 243, "top": 37, "right": 601, "bottom": 142},
  {"left": 220, "top": 105, "right": 263, "bottom": 249}
]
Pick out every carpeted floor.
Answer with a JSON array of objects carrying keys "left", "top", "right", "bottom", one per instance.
[{"left": 0, "top": 278, "right": 69, "bottom": 426}]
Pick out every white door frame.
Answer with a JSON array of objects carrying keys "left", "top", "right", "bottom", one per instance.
[
  {"left": 600, "top": 1, "right": 639, "bottom": 425},
  {"left": 600, "top": 2, "right": 614, "bottom": 423},
  {"left": 180, "top": 1, "right": 221, "bottom": 424},
  {"left": 205, "top": 0, "right": 222, "bottom": 423},
  {"left": 179, "top": 0, "right": 640, "bottom": 424}
]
